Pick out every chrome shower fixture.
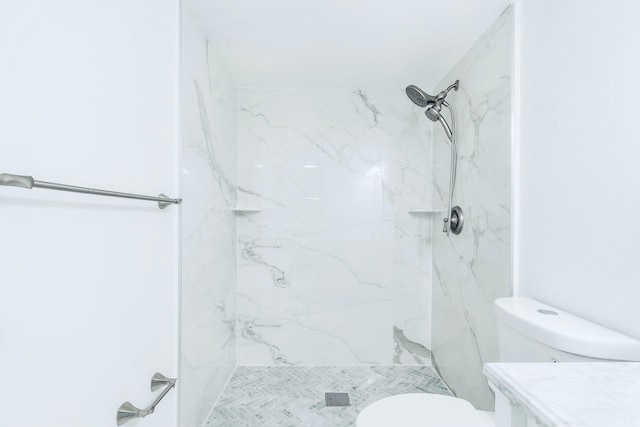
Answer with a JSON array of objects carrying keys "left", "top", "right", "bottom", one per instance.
[
  {"left": 405, "top": 81, "right": 459, "bottom": 141},
  {"left": 405, "top": 79, "right": 462, "bottom": 235}
]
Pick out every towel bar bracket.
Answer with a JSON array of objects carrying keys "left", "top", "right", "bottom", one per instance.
[{"left": 116, "top": 372, "right": 176, "bottom": 425}]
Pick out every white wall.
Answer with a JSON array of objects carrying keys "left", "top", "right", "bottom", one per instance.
[
  {"left": 517, "top": 0, "right": 640, "bottom": 339},
  {"left": 186, "top": 0, "right": 511, "bottom": 89},
  {"left": 0, "top": 1, "right": 180, "bottom": 426}
]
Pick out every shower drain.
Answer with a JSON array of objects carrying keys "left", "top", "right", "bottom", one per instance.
[{"left": 325, "top": 392, "right": 350, "bottom": 407}]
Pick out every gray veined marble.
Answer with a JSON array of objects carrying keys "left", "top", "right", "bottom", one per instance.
[
  {"left": 193, "top": 79, "right": 236, "bottom": 205},
  {"left": 206, "top": 366, "right": 451, "bottom": 427},
  {"left": 236, "top": 88, "right": 435, "bottom": 366},
  {"left": 393, "top": 326, "right": 432, "bottom": 365},
  {"left": 431, "top": 5, "right": 513, "bottom": 411}
]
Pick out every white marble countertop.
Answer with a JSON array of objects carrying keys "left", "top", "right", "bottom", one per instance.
[{"left": 484, "top": 362, "right": 640, "bottom": 427}]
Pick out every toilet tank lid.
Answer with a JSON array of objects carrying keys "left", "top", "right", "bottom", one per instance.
[{"left": 494, "top": 297, "right": 640, "bottom": 361}]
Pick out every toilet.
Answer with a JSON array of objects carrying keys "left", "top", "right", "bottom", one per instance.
[{"left": 356, "top": 297, "right": 640, "bottom": 427}]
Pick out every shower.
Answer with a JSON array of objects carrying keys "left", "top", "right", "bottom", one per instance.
[{"left": 405, "top": 80, "right": 463, "bottom": 235}]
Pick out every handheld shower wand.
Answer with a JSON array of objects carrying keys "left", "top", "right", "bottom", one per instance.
[{"left": 428, "top": 100, "right": 457, "bottom": 235}]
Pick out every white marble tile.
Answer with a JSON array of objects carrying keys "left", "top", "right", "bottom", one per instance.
[
  {"left": 180, "top": 6, "right": 238, "bottom": 426},
  {"left": 431, "top": 5, "right": 513, "bottom": 411},
  {"left": 239, "top": 238, "right": 395, "bottom": 291},
  {"left": 237, "top": 287, "right": 392, "bottom": 365},
  {"left": 393, "top": 230, "right": 432, "bottom": 288},
  {"left": 237, "top": 88, "right": 433, "bottom": 365},
  {"left": 485, "top": 363, "right": 640, "bottom": 427},
  {"left": 237, "top": 90, "right": 398, "bottom": 237}
]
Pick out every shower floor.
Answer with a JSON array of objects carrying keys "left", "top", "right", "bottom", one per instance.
[{"left": 205, "top": 366, "right": 451, "bottom": 426}]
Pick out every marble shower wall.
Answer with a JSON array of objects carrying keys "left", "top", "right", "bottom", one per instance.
[
  {"left": 237, "top": 88, "right": 433, "bottom": 366},
  {"left": 180, "top": 5, "right": 237, "bottom": 426},
  {"left": 431, "top": 6, "right": 513, "bottom": 411}
]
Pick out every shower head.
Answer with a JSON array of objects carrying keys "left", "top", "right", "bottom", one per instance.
[
  {"left": 406, "top": 79, "right": 459, "bottom": 141},
  {"left": 405, "top": 85, "right": 437, "bottom": 108},
  {"left": 406, "top": 80, "right": 459, "bottom": 109}
]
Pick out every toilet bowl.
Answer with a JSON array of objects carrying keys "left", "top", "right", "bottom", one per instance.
[
  {"left": 356, "top": 297, "right": 640, "bottom": 427},
  {"left": 356, "top": 394, "right": 491, "bottom": 427}
]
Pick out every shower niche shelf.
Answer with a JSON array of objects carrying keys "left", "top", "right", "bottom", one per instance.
[
  {"left": 230, "top": 207, "right": 262, "bottom": 213},
  {"left": 408, "top": 208, "right": 443, "bottom": 214}
]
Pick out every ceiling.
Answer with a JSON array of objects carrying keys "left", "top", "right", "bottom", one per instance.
[{"left": 187, "top": 0, "right": 511, "bottom": 89}]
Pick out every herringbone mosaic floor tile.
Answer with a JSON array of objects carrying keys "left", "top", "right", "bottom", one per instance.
[{"left": 205, "top": 366, "right": 451, "bottom": 426}]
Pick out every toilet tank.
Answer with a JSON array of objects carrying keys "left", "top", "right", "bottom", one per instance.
[{"left": 495, "top": 297, "right": 640, "bottom": 363}]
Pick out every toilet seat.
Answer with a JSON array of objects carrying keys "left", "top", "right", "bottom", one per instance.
[{"left": 356, "top": 393, "right": 490, "bottom": 427}]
